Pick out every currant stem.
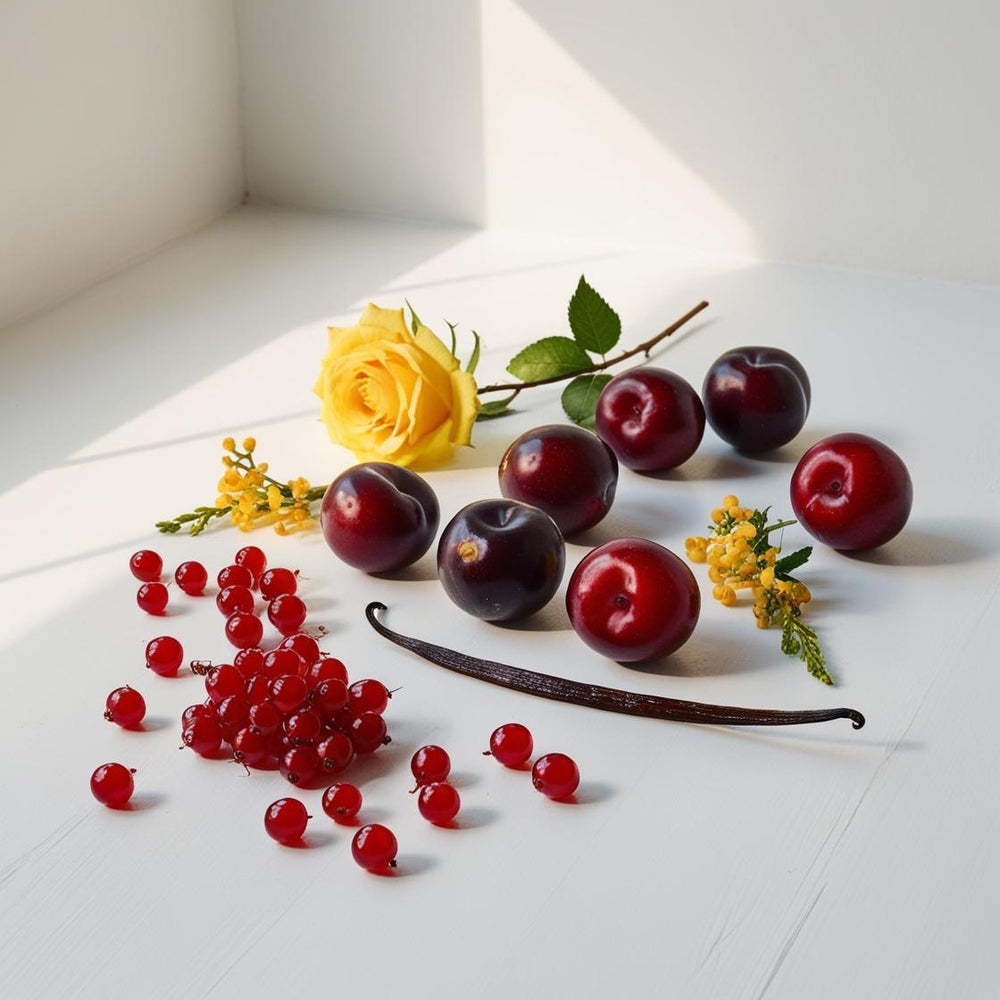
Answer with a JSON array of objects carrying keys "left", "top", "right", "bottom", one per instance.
[
  {"left": 476, "top": 300, "right": 709, "bottom": 395},
  {"left": 365, "top": 602, "right": 865, "bottom": 729}
]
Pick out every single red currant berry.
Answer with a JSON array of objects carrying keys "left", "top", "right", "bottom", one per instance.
[
  {"left": 205, "top": 663, "right": 244, "bottom": 704},
  {"left": 278, "top": 633, "right": 320, "bottom": 666},
  {"left": 233, "top": 647, "right": 265, "bottom": 679},
  {"left": 182, "top": 716, "right": 223, "bottom": 757},
  {"left": 245, "top": 673, "right": 271, "bottom": 706},
  {"left": 217, "top": 585, "right": 254, "bottom": 617},
  {"left": 315, "top": 732, "right": 354, "bottom": 774},
  {"left": 215, "top": 695, "right": 250, "bottom": 734},
  {"left": 351, "top": 824, "right": 398, "bottom": 871},
  {"left": 181, "top": 703, "right": 215, "bottom": 729},
  {"left": 218, "top": 564, "right": 254, "bottom": 590},
  {"left": 234, "top": 545, "right": 267, "bottom": 585},
  {"left": 90, "top": 762, "right": 135, "bottom": 807},
  {"left": 313, "top": 678, "right": 349, "bottom": 716},
  {"left": 259, "top": 567, "right": 297, "bottom": 601},
  {"left": 248, "top": 699, "right": 282, "bottom": 735},
  {"left": 104, "top": 686, "right": 146, "bottom": 728},
  {"left": 487, "top": 723, "right": 534, "bottom": 768},
  {"left": 328, "top": 706, "right": 356, "bottom": 734},
  {"left": 350, "top": 712, "right": 389, "bottom": 754},
  {"left": 348, "top": 679, "right": 390, "bottom": 716},
  {"left": 280, "top": 745, "right": 318, "bottom": 786},
  {"left": 232, "top": 727, "right": 268, "bottom": 768},
  {"left": 174, "top": 560, "right": 208, "bottom": 595},
  {"left": 269, "top": 674, "right": 308, "bottom": 713},
  {"left": 145, "top": 635, "right": 183, "bottom": 677},
  {"left": 136, "top": 582, "right": 168, "bottom": 615},
  {"left": 225, "top": 612, "right": 263, "bottom": 649},
  {"left": 308, "top": 656, "right": 348, "bottom": 687},
  {"left": 129, "top": 550, "right": 162, "bottom": 582},
  {"left": 268, "top": 594, "right": 307, "bottom": 636},
  {"left": 322, "top": 783, "right": 362, "bottom": 822},
  {"left": 283, "top": 709, "right": 322, "bottom": 745},
  {"left": 262, "top": 648, "right": 303, "bottom": 680},
  {"left": 417, "top": 782, "right": 461, "bottom": 825},
  {"left": 531, "top": 752, "right": 580, "bottom": 799},
  {"left": 411, "top": 745, "right": 450, "bottom": 787},
  {"left": 264, "top": 797, "right": 309, "bottom": 844}
]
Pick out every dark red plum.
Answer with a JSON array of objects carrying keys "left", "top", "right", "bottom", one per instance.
[{"left": 321, "top": 462, "right": 439, "bottom": 573}]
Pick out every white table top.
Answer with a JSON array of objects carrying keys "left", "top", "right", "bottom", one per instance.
[{"left": 2, "top": 207, "right": 998, "bottom": 999}]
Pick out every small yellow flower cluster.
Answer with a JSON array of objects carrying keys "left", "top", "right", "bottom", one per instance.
[
  {"left": 157, "top": 437, "right": 326, "bottom": 537},
  {"left": 215, "top": 438, "right": 318, "bottom": 534},
  {"left": 685, "top": 494, "right": 810, "bottom": 626}
]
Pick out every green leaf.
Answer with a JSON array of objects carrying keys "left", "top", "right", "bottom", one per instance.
[
  {"left": 445, "top": 320, "right": 458, "bottom": 356},
  {"left": 406, "top": 299, "right": 423, "bottom": 336},
  {"left": 506, "top": 336, "right": 592, "bottom": 382},
  {"left": 568, "top": 276, "right": 621, "bottom": 355},
  {"left": 561, "top": 373, "right": 612, "bottom": 429},
  {"left": 774, "top": 546, "right": 813, "bottom": 580},
  {"left": 466, "top": 329, "right": 481, "bottom": 374},
  {"left": 476, "top": 393, "right": 518, "bottom": 420}
]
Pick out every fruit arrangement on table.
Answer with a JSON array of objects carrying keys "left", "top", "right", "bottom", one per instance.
[{"left": 94, "top": 277, "right": 912, "bottom": 872}]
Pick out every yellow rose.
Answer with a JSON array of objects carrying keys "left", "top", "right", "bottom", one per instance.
[{"left": 313, "top": 303, "right": 480, "bottom": 469}]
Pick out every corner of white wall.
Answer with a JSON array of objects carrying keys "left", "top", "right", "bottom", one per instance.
[{"left": 0, "top": 0, "right": 246, "bottom": 332}]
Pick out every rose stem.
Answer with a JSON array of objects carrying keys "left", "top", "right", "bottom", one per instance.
[
  {"left": 365, "top": 603, "right": 865, "bottom": 730},
  {"left": 475, "top": 300, "right": 710, "bottom": 396}
]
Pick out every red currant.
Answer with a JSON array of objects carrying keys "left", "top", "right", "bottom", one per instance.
[
  {"left": 350, "top": 712, "right": 388, "bottom": 754},
  {"left": 232, "top": 727, "right": 269, "bottom": 768},
  {"left": 145, "top": 635, "right": 183, "bottom": 677},
  {"left": 262, "top": 648, "right": 302, "bottom": 680},
  {"left": 268, "top": 594, "right": 307, "bottom": 636},
  {"left": 233, "top": 647, "right": 265, "bottom": 679},
  {"left": 264, "top": 797, "right": 309, "bottom": 844},
  {"left": 269, "top": 674, "right": 308, "bottom": 713},
  {"left": 205, "top": 663, "right": 244, "bottom": 704},
  {"left": 352, "top": 824, "right": 398, "bottom": 871},
  {"left": 174, "top": 560, "right": 208, "bottom": 595},
  {"left": 234, "top": 545, "right": 267, "bottom": 585},
  {"left": 348, "top": 679, "right": 390, "bottom": 716},
  {"left": 259, "top": 567, "right": 297, "bottom": 601},
  {"left": 217, "top": 585, "right": 254, "bottom": 617},
  {"left": 315, "top": 732, "right": 354, "bottom": 774},
  {"left": 283, "top": 709, "right": 322, "bottom": 745},
  {"left": 278, "top": 633, "right": 320, "bottom": 666},
  {"left": 531, "top": 752, "right": 580, "bottom": 799},
  {"left": 417, "top": 782, "right": 461, "bottom": 824},
  {"left": 182, "top": 716, "right": 223, "bottom": 757},
  {"left": 487, "top": 723, "right": 533, "bottom": 767},
  {"left": 216, "top": 695, "right": 250, "bottom": 734},
  {"left": 181, "top": 703, "right": 214, "bottom": 729},
  {"left": 313, "top": 678, "right": 349, "bottom": 716},
  {"left": 411, "top": 745, "right": 450, "bottom": 786},
  {"left": 280, "top": 745, "right": 318, "bottom": 786},
  {"left": 91, "top": 762, "right": 135, "bottom": 807},
  {"left": 245, "top": 673, "right": 271, "bottom": 706},
  {"left": 136, "top": 582, "right": 168, "bottom": 615},
  {"left": 104, "top": 686, "right": 146, "bottom": 728},
  {"left": 225, "top": 612, "right": 263, "bottom": 649},
  {"left": 248, "top": 700, "right": 282, "bottom": 735},
  {"left": 218, "top": 564, "right": 254, "bottom": 590},
  {"left": 322, "top": 782, "right": 362, "bottom": 822},
  {"left": 129, "top": 550, "right": 162, "bottom": 582},
  {"left": 308, "top": 656, "right": 348, "bottom": 687}
]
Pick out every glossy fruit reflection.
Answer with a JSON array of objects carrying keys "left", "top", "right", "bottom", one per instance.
[
  {"left": 567, "top": 538, "right": 700, "bottom": 662},
  {"left": 437, "top": 499, "right": 565, "bottom": 622}
]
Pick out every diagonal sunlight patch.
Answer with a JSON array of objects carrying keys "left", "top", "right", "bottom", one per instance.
[{"left": 480, "top": 0, "right": 759, "bottom": 258}]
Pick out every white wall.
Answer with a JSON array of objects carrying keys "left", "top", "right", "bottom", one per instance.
[
  {"left": 0, "top": 0, "right": 244, "bottom": 331},
  {"left": 237, "top": 0, "right": 1000, "bottom": 284}
]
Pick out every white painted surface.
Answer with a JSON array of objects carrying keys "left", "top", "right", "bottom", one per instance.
[
  {"left": 0, "top": 0, "right": 243, "bottom": 331},
  {"left": 237, "top": 0, "right": 1000, "bottom": 282},
  {"left": 1, "top": 207, "right": 998, "bottom": 998}
]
